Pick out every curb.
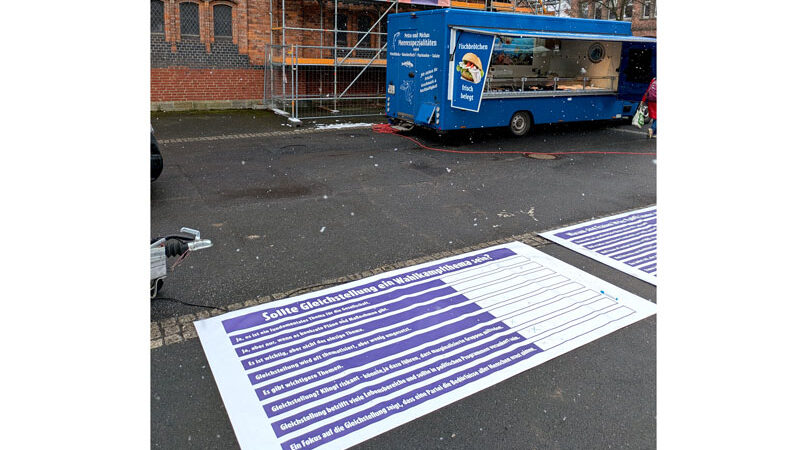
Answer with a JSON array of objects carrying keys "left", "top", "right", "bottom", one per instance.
[
  {"left": 158, "top": 124, "right": 375, "bottom": 145},
  {"left": 150, "top": 204, "right": 657, "bottom": 350}
]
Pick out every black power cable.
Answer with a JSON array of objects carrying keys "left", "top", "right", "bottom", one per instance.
[
  {"left": 152, "top": 281, "right": 344, "bottom": 314},
  {"left": 152, "top": 296, "right": 228, "bottom": 312}
]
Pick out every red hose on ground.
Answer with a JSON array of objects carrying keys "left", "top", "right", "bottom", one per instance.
[{"left": 371, "top": 123, "right": 656, "bottom": 156}]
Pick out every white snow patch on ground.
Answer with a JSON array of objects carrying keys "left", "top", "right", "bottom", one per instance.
[
  {"left": 314, "top": 122, "right": 374, "bottom": 130},
  {"left": 524, "top": 207, "right": 539, "bottom": 222}
]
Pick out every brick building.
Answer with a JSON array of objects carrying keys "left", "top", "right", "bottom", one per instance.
[
  {"left": 150, "top": 0, "right": 429, "bottom": 111},
  {"left": 150, "top": 0, "right": 539, "bottom": 112},
  {"left": 569, "top": 1, "right": 656, "bottom": 37},
  {"left": 150, "top": 0, "right": 269, "bottom": 110}
]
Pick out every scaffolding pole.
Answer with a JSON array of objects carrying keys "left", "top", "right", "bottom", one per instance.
[
  {"left": 266, "top": 0, "right": 538, "bottom": 120},
  {"left": 281, "top": 0, "right": 286, "bottom": 105},
  {"left": 337, "top": 2, "right": 394, "bottom": 66},
  {"left": 339, "top": 42, "right": 387, "bottom": 98},
  {"left": 334, "top": 0, "right": 338, "bottom": 111}
]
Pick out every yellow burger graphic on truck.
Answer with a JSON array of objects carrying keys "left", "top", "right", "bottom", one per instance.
[{"left": 456, "top": 52, "right": 483, "bottom": 84}]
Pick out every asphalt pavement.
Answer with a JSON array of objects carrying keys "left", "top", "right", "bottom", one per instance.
[{"left": 151, "top": 110, "right": 656, "bottom": 449}]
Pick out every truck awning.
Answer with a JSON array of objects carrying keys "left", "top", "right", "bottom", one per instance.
[{"left": 452, "top": 26, "right": 657, "bottom": 43}]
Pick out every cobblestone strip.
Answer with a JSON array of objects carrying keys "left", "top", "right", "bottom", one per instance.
[
  {"left": 159, "top": 125, "right": 374, "bottom": 145},
  {"left": 151, "top": 232, "right": 549, "bottom": 349}
]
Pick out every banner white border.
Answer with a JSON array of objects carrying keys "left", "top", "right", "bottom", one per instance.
[{"left": 196, "top": 241, "right": 656, "bottom": 450}]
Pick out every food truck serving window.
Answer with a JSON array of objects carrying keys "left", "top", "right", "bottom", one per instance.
[
  {"left": 485, "top": 35, "right": 621, "bottom": 94},
  {"left": 451, "top": 27, "right": 655, "bottom": 98}
]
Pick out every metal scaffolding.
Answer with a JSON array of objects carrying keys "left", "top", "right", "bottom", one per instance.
[{"left": 264, "top": 0, "right": 553, "bottom": 122}]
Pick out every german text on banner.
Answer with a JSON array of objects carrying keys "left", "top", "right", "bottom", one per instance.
[
  {"left": 195, "top": 242, "right": 656, "bottom": 450},
  {"left": 540, "top": 207, "right": 657, "bottom": 285}
]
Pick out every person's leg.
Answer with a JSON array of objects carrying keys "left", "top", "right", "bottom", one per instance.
[{"left": 651, "top": 119, "right": 657, "bottom": 137}]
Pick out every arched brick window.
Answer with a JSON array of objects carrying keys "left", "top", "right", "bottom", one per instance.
[
  {"left": 623, "top": 0, "right": 633, "bottom": 20},
  {"left": 213, "top": 4, "right": 233, "bottom": 37},
  {"left": 642, "top": 0, "right": 655, "bottom": 18},
  {"left": 593, "top": 2, "right": 603, "bottom": 20},
  {"left": 578, "top": 1, "right": 589, "bottom": 18},
  {"left": 335, "top": 13, "right": 348, "bottom": 56},
  {"left": 180, "top": 2, "right": 200, "bottom": 37},
  {"left": 357, "top": 15, "right": 372, "bottom": 48},
  {"left": 356, "top": 14, "right": 374, "bottom": 58},
  {"left": 336, "top": 14, "right": 348, "bottom": 47},
  {"left": 151, "top": 0, "right": 164, "bottom": 34}
]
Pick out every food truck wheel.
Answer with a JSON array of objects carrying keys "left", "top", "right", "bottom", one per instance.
[{"left": 509, "top": 111, "right": 532, "bottom": 137}]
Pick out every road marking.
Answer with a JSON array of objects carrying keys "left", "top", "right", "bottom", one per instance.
[{"left": 159, "top": 124, "right": 374, "bottom": 144}]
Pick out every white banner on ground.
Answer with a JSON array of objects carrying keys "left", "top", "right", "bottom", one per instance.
[
  {"left": 195, "top": 241, "right": 656, "bottom": 450},
  {"left": 540, "top": 207, "right": 657, "bottom": 285}
]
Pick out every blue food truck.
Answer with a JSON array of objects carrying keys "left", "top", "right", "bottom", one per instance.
[{"left": 385, "top": 9, "right": 656, "bottom": 136}]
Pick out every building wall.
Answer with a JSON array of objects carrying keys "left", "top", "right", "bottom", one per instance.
[
  {"left": 151, "top": 0, "right": 268, "bottom": 110},
  {"left": 151, "top": 0, "right": 420, "bottom": 110},
  {"left": 152, "top": 1, "right": 581, "bottom": 110},
  {"left": 568, "top": 1, "right": 656, "bottom": 37},
  {"left": 270, "top": 1, "right": 420, "bottom": 60}
]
